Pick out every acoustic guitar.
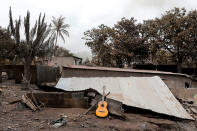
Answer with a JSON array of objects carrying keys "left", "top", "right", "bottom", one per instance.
[{"left": 96, "top": 86, "right": 108, "bottom": 117}]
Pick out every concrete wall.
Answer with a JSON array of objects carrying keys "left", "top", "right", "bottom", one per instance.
[
  {"left": 62, "top": 67, "right": 197, "bottom": 88},
  {"left": 36, "top": 65, "right": 60, "bottom": 84},
  {"left": 0, "top": 65, "right": 59, "bottom": 84},
  {"left": 134, "top": 64, "right": 197, "bottom": 76},
  {"left": 48, "top": 56, "right": 82, "bottom": 67},
  {"left": 170, "top": 88, "right": 197, "bottom": 99},
  {"left": 0, "top": 65, "right": 36, "bottom": 83},
  {"left": 26, "top": 92, "right": 88, "bottom": 108},
  {"left": 49, "top": 57, "right": 74, "bottom": 67}
]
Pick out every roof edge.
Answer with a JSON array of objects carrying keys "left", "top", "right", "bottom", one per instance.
[{"left": 62, "top": 65, "right": 190, "bottom": 77}]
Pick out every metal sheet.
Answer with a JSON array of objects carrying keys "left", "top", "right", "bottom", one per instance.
[{"left": 56, "top": 76, "right": 193, "bottom": 120}]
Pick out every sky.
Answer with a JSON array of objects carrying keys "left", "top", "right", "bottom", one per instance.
[{"left": 0, "top": 0, "right": 197, "bottom": 59}]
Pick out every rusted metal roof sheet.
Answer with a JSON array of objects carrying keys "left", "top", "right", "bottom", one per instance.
[
  {"left": 63, "top": 65, "right": 189, "bottom": 77},
  {"left": 56, "top": 76, "right": 193, "bottom": 120}
]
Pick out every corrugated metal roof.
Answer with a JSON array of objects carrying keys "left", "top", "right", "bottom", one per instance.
[
  {"left": 63, "top": 65, "right": 189, "bottom": 77},
  {"left": 56, "top": 76, "right": 193, "bottom": 120}
]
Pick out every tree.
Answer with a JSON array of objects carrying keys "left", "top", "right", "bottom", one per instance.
[
  {"left": 50, "top": 16, "right": 69, "bottom": 51},
  {"left": 54, "top": 46, "right": 73, "bottom": 57},
  {"left": 147, "top": 8, "right": 192, "bottom": 73},
  {"left": 83, "top": 24, "right": 115, "bottom": 67},
  {"left": 141, "top": 19, "right": 161, "bottom": 65},
  {"left": 112, "top": 18, "right": 149, "bottom": 67},
  {"left": 184, "top": 10, "right": 197, "bottom": 69},
  {"left": 83, "top": 18, "right": 149, "bottom": 68},
  {"left": 83, "top": 58, "right": 95, "bottom": 66},
  {"left": 154, "top": 50, "right": 172, "bottom": 64},
  {"left": 9, "top": 8, "right": 55, "bottom": 87},
  {"left": 0, "top": 27, "right": 16, "bottom": 62},
  {"left": 84, "top": 8, "right": 197, "bottom": 71}
]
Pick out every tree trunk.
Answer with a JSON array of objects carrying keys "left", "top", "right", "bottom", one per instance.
[
  {"left": 195, "top": 62, "right": 197, "bottom": 76},
  {"left": 127, "top": 57, "right": 132, "bottom": 67},
  {"left": 53, "top": 32, "right": 58, "bottom": 57},
  {"left": 22, "top": 57, "right": 32, "bottom": 90},
  {"left": 176, "top": 42, "right": 182, "bottom": 73},
  {"left": 177, "top": 61, "right": 182, "bottom": 73}
]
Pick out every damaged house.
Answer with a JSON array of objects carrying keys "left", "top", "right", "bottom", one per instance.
[{"left": 1, "top": 64, "right": 197, "bottom": 130}]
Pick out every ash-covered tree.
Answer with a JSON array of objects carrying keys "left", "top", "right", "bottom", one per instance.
[
  {"left": 54, "top": 46, "right": 73, "bottom": 57},
  {"left": 147, "top": 8, "right": 192, "bottom": 73},
  {"left": 50, "top": 16, "right": 69, "bottom": 54},
  {"left": 84, "top": 9, "right": 197, "bottom": 70},
  {"left": 0, "top": 27, "right": 16, "bottom": 64},
  {"left": 83, "top": 24, "right": 115, "bottom": 67},
  {"left": 9, "top": 8, "right": 55, "bottom": 88},
  {"left": 83, "top": 58, "right": 91, "bottom": 66},
  {"left": 112, "top": 18, "right": 149, "bottom": 67},
  {"left": 141, "top": 8, "right": 197, "bottom": 72},
  {"left": 183, "top": 10, "right": 197, "bottom": 69},
  {"left": 141, "top": 19, "right": 161, "bottom": 65},
  {"left": 83, "top": 18, "right": 149, "bottom": 68}
]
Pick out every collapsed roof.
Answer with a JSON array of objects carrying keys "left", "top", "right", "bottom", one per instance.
[{"left": 55, "top": 76, "right": 193, "bottom": 120}]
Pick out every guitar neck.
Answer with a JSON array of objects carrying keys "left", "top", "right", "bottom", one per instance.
[{"left": 102, "top": 86, "right": 105, "bottom": 104}]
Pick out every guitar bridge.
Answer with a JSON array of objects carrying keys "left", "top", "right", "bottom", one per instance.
[{"left": 99, "top": 110, "right": 105, "bottom": 113}]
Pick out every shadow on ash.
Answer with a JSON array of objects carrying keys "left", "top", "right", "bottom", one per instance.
[{"left": 55, "top": 76, "right": 194, "bottom": 120}]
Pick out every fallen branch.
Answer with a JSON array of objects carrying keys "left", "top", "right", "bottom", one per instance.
[
  {"left": 21, "top": 95, "right": 38, "bottom": 111},
  {"left": 9, "top": 99, "right": 21, "bottom": 104},
  {"left": 30, "top": 91, "right": 40, "bottom": 110}
]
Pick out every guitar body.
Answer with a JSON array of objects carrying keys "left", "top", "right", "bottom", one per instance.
[{"left": 96, "top": 101, "right": 108, "bottom": 117}]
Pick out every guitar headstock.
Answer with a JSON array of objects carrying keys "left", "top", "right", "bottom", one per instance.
[
  {"left": 103, "top": 85, "right": 106, "bottom": 96},
  {"left": 103, "top": 85, "right": 106, "bottom": 90}
]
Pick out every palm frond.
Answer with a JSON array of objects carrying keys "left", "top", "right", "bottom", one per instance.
[
  {"left": 52, "top": 17, "right": 58, "bottom": 27},
  {"left": 24, "top": 11, "right": 30, "bottom": 44},
  {"left": 30, "top": 20, "right": 37, "bottom": 41},
  {"left": 59, "top": 32, "right": 65, "bottom": 43},
  {"left": 61, "top": 24, "right": 70, "bottom": 29},
  {"left": 9, "top": 7, "right": 15, "bottom": 37},
  {"left": 60, "top": 29, "right": 69, "bottom": 37},
  {"left": 50, "top": 16, "right": 70, "bottom": 45},
  {"left": 15, "top": 17, "right": 21, "bottom": 44}
]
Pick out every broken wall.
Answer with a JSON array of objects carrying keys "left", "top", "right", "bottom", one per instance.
[
  {"left": 0, "top": 65, "right": 60, "bottom": 84},
  {"left": 62, "top": 67, "right": 194, "bottom": 88},
  {"left": 170, "top": 88, "right": 197, "bottom": 99},
  {"left": 36, "top": 65, "right": 60, "bottom": 84},
  {"left": 26, "top": 92, "right": 88, "bottom": 108},
  {"left": 0, "top": 65, "right": 36, "bottom": 83}
]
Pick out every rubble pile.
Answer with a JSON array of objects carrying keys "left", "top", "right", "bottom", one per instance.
[
  {"left": 178, "top": 98, "right": 197, "bottom": 120},
  {"left": 1, "top": 77, "right": 197, "bottom": 130}
]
